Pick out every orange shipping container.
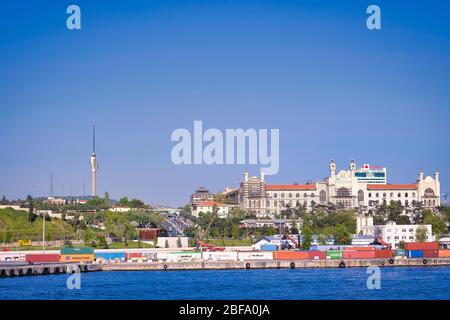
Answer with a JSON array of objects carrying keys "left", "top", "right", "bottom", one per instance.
[
  {"left": 438, "top": 250, "right": 450, "bottom": 258},
  {"left": 343, "top": 250, "right": 376, "bottom": 259},
  {"left": 343, "top": 246, "right": 375, "bottom": 251},
  {"left": 374, "top": 250, "right": 394, "bottom": 259},
  {"left": 273, "top": 251, "right": 309, "bottom": 260},
  {"left": 60, "top": 254, "right": 94, "bottom": 263},
  {"left": 404, "top": 242, "right": 438, "bottom": 251}
]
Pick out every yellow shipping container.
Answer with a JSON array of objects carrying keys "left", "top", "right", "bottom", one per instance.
[{"left": 60, "top": 254, "right": 95, "bottom": 263}]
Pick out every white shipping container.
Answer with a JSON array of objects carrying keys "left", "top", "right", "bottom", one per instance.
[
  {"left": 237, "top": 251, "right": 273, "bottom": 261},
  {"left": 201, "top": 251, "right": 238, "bottom": 261},
  {"left": 156, "top": 252, "right": 169, "bottom": 261},
  {"left": 166, "top": 252, "right": 202, "bottom": 262},
  {"left": 0, "top": 253, "right": 25, "bottom": 262}
]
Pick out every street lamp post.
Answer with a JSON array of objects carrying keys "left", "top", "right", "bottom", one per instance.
[{"left": 42, "top": 213, "right": 46, "bottom": 254}]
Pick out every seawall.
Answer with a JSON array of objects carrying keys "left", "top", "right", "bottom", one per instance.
[{"left": 102, "top": 257, "right": 450, "bottom": 271}]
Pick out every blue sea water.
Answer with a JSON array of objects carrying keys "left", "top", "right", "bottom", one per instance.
[{"left": 1, "top": 266, "right": 450, "bottom": 300}]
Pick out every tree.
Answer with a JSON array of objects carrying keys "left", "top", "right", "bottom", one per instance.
[
  {"left": 422, "top": 210, "right": 447, "bottom": 238},
  {"left": 129, "top": 199, "right": 146, "bottom": 209},
  {"left": 398, "top": 240, "right": 405, "bottom": 249},
  {"left": 119, "top": 197, "right": 129, "bottom": 206},
  {"left": 28, "top": 196, "right": 35, "bottom": 223},
  {"left": 104, "top": 192, "right": 110, "bottom": 207},
  {"left": 416, "top": 226, "right": 428, "bottom": 242},
  {"left": 0, "top": 195, "right": 8, "bottom": 205}
]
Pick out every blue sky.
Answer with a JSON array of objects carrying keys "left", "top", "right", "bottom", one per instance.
[{"left": 0, "top": 0, "right": 449, "bottom": 206}]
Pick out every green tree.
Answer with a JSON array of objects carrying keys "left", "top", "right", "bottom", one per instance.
[
  {"left": 300, "top": 223, "right": 313, "bottom": 250},
  {"left": 0, "top": 196, "right": 8, "bottom": 205},
  {"left": 27, "top": 195, "right": 35, "bottom": 223},
  {"left": 119, "top": 197, "right": 129, "bottom": 206},
  {"left": 416, "top": 226, "right": 428, "bottom": 242},
  {"left": 423, "top": 209, "right": 447, "bottom": 238},
  {"left": 398, "top": 240, "right": 405, "bottom": 249},
  {"left": 104, "top": 192, "right": 110, "bottom": 207}
]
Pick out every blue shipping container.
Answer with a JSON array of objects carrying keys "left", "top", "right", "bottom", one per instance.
[
  {"left": 260, "top": 244, "right": 278, "bottom": 251},
  {"left": 95, "top": 252, "right": 126, "bottom": 260},
  {"left": 406, "top": 250, "right": 423, "bottom": 258}
]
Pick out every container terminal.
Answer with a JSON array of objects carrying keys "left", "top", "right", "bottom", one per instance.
[{"left": 2, "top": 242, "right": 450, "bottom": 277}]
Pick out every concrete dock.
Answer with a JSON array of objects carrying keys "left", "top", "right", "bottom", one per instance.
[
  {"left": 2, "top": 258, "right": 450, "bottom": 277},
  {"left": 102, "top": 257, "right": 450, "bottom": 271},
  {"left": 0, "top": 263, "right": 102, "bottom": 277}
]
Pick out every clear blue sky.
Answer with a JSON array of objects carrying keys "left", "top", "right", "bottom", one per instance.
[{"left": 1, "top": 0, "right": 449, "bottom": 206}]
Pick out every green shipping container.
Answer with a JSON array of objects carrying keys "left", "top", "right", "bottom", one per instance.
[
  {"left": 61, "top": 247, "right": 94, "bottom": 255},
  {"left": 327, "top": 250, "right": 343, "bottom": 259}
]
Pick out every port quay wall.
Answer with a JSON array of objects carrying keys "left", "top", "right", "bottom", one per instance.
[
  {"left": 0, "top": 263, "right": 101, "bottom": 277},
  {"left": 102, "top": 258, "right": 450, "bottom": 272},
  {"left": 3, "top": 258, "right": 450, "bottom": 277}
]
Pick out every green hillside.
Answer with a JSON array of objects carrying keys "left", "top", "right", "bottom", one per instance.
[{"left": 0, "top": 208, "right": 84, "bottom": 245}]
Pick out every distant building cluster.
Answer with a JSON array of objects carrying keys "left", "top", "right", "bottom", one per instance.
[{"left": 239, "top": 160, "right": 441, "bottom": 218}]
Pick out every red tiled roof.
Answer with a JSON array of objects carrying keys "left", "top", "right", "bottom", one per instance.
[
  {"left": 367, "top": 184, "right": 417, "bottom": 190},
  {"left": 266, "top": 184, "right": 316, "bottom": 191},
  {"left": 196, "top": 201, "right": 226, "bottom": 207}
]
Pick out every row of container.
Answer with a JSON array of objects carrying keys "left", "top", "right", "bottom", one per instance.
[
  {"left": 9, "top": 242, "right": 450, "bottom": 264},
  {"left": 20, "top": 249, "right": 450, "bottom": 264}
]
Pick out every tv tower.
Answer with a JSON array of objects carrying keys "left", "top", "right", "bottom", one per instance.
[{"left": 89, "top": 125, "right": 98, "bottom": 197}]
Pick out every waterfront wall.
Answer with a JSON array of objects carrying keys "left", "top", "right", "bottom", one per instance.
[
  {"left": 103, "top": 258, "right": 450, "bottom": 271},
  {"left": 0, "top": 263, "right": 102, "bottom": 277}
]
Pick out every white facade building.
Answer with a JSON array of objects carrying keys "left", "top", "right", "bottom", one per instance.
[
  {"left": 239, "top": 160, "right": 441, "bottom": 218},
  {"left": 361, "top": 222, "right": 434, "bottom": 249},
  {"left": 191, "top": 201, "right": 232, "bottom": 218}
]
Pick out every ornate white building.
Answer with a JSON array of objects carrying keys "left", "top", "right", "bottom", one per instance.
[{"left": 239, "top": 160, "right": 441, "bottom": 218}]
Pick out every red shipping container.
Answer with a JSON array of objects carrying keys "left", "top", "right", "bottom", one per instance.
[
  {"left": 126, "top": 252, "right": 142, "bottom": 259},
  {"left": 404, "top": 242, "right": 438, "bottom": 251},
  {"left": 423, "top": 250, "right": 439, "bottom": 258},
  {"left": 139, "top": 228, "right": 160, "bottom": 241},
  {"left": 308, "top": 251, "right": 326, "bottom": 260},
  {"left": 343, "top": 250, "right": 376, "bottom": 259},
  {"left": 344, "top": 246, "right": 375, "bottom": 251},
  {"left": 374, "top": 250, "right": 394, "bottom": 258},
  {"left": 25, "top": 254, "right": 60, "bottom": 263}
]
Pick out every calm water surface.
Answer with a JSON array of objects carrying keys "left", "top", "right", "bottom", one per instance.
[{"left": 1, "top": 266, "right": 450, "bottom": 300}]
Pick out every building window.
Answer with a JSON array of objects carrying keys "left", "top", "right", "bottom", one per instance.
[
  {"left": 274, "top": 200, "right": 278, "bottom": 207},
  {"left": 296, "top": 193, "right": 300, "bottom": 198},
  {"left": 274, "top": 193, "right": 278, "bottom": 198},
  {"left": 398, "top": 193, "right": 401, "bottom": 197},
  {"left": 281, "top": 193, "right": 285, "bottom": 199},
  {"left": 383, "top": 193, "right": 386, "bottom": 198},
  {"left": 357, "top": 190, "right": 364, "bottom": 202},
  {"left": 405, "top": 192, "right": 408, "bottom": 197},
  {"left": 288, "top": 193, "right": 292, "bottom": 198},
  {"left": 405, "top": 200, "right": 409, "bottom": 207},
  {"left": 320, "top": 190, "right": 327, "bottom": 203},
  {"left": 336, "top": 187, "right": 351, "bottom": 197},
  {"left": 304, "top": 193, "right": 308, "bottom": 198},
  {"left": 311, "top": 193, "right": 315, "bottom": 198},
  {"left": 376, "top": 193, "right": 379, "bottom": 198},
  {"left": 390, "top": 192, "right": 394, "bottom": 198},
  {"left": 368, "top": 193, "right": 372, "bottom": 198}
]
